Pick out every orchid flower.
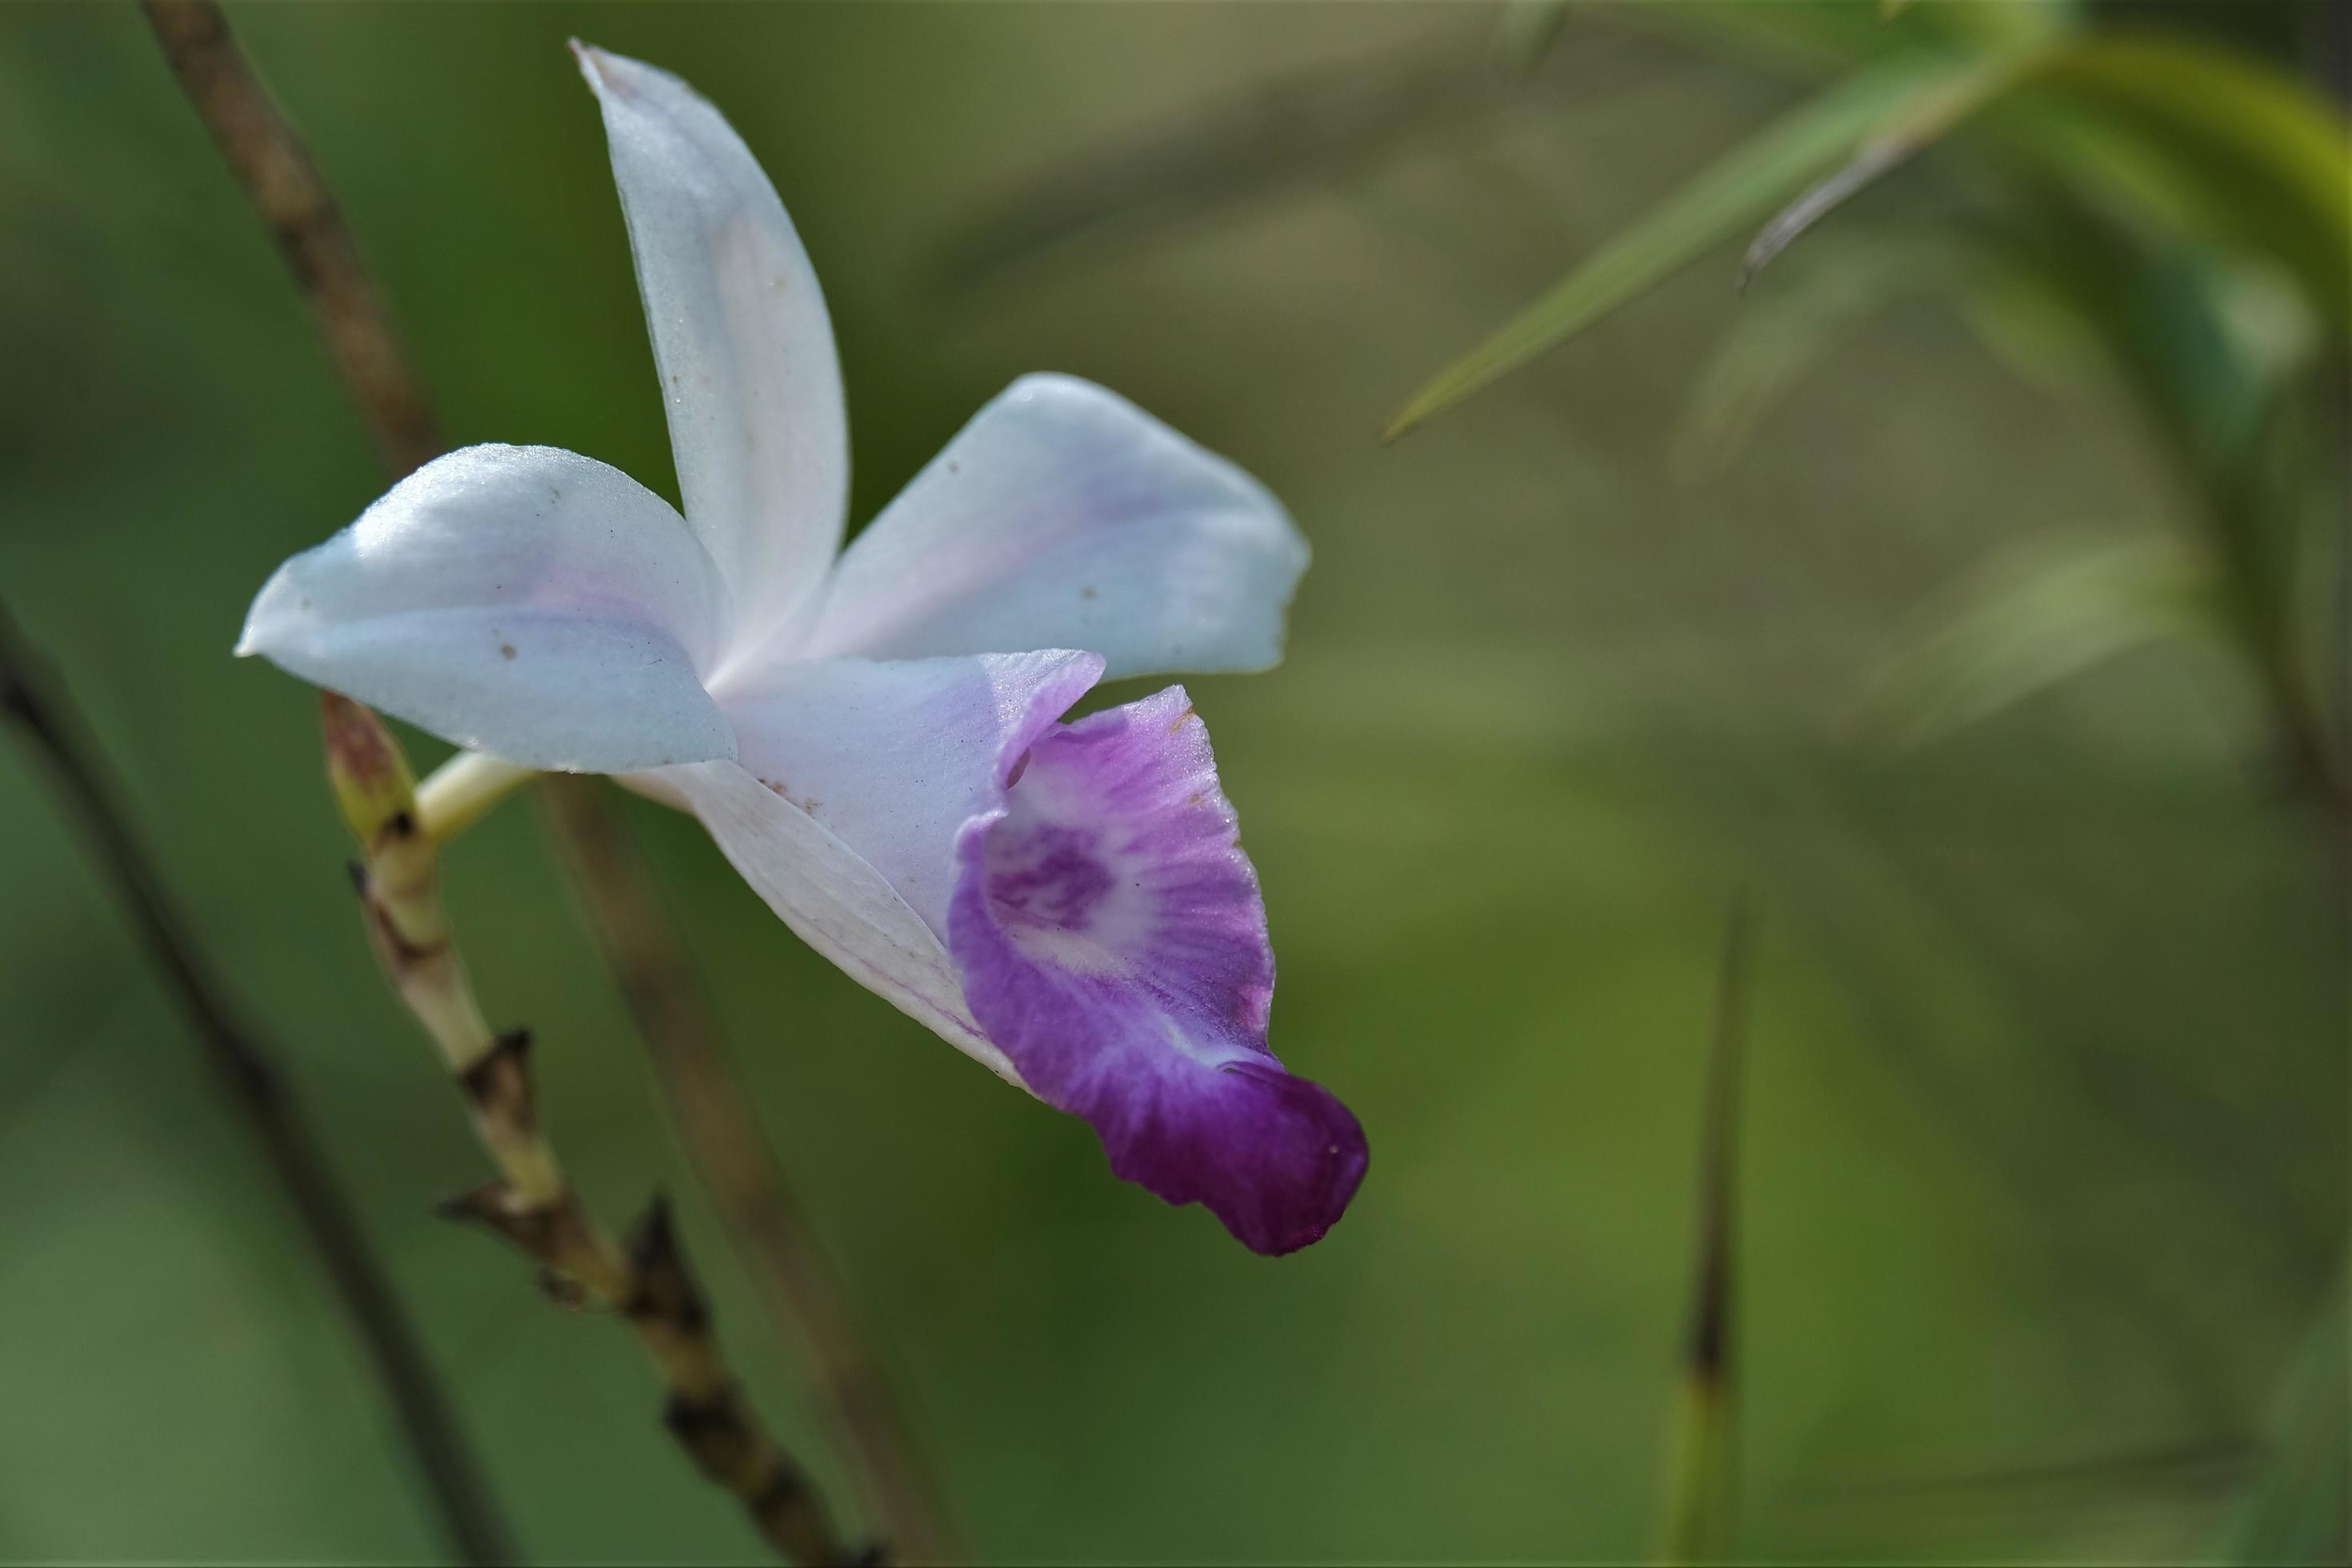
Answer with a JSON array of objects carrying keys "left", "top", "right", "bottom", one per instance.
[{"left": 236, "top": 44, "right": 1366, "bottom": 1254}]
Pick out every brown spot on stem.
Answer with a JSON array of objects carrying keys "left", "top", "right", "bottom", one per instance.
[
  {"left": 320, "top": 690, "right": 398, "bottom": 789},
  {"left": 457, "top": 1028, "right": 536, "bottom": 1133},
  {"left": 750, "top": 1465, "right": 813, "bottom": 1524},
  {"left": 438, "top": 1182, "right": 563, "bottom": 1256},
  {"left": 663, "top": 1390, "right": 740, "bottom": 1442},
  {"left": 362, "top": 892, "right": 446, "bottom": 970},
  {"left": 534, "top": 1267, "right": 594, "bottom": 1310},
  {"left": 623, "top": 1194, "right": 710, "bottom": 1335}
]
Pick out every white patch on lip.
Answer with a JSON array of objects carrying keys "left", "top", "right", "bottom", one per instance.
[
  {"left": 1003, "top": 920, "right": 1130, "bottom": 978},
  {"left": 984, "top": 822, "right": 1154, "bottom": 979}
]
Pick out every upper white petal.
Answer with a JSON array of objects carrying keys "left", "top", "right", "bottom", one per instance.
[
  {"left": 799, "top": 374, "right": 1310, "bottom": 679},
  {"left": 654, "top": 758, "right": 1023, "bottom": 1086},
  {"left": 575, "top": 42, "right": 847, "bottom": 656},
  {"left": 238, "top": 444, "right": 735, "bottom": 773}
]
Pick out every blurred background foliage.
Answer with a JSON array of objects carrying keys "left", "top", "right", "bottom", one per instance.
[{"left": 0, "top": 2, "right": 2343, "bottom": 1562}]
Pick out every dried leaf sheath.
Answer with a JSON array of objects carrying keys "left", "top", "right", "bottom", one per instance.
[{"left": 324, "top": 691, "right": 854, "bottom": 1564}]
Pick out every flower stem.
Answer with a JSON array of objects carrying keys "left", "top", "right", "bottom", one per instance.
[
  {"left": 415, "top": 750, "right": 538, "bottom": 846},
  {"left": 326, "top": 694, "right": 860, "bottom": 1564}
]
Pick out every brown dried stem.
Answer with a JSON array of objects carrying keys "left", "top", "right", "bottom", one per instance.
[
  {"left": 141, "top": 0, "right": 439, "bottom": 478},
  {"left": 0, "top": 602, "right": 514, "bottom": 1565},
  {"left": 542, "top": 775, "right": 961, "bottom": 1562},
  {"left": 331, "top": 694, "right": 858, "bottom": 1563}
]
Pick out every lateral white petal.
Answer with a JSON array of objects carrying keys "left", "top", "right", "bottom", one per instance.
[
  {"left": 658, "top": 758, "right": 1022, "bottom": 1086},
  {"left": 714, "top": 649, "right": 1105, "bottom": 936},
  {"left": 802, "top": 374, "right": 1309, "bottom": 679},
  {"left": 575, "top": 42, "right": 848, "bottom": 647},
  {"left": 237, "top": 444, "right": 734, "bottom": 773}
]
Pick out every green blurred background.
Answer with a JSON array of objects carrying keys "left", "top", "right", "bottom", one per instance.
[{"left": 0, "top": 2, "right": 2343, "bottom": 1562}]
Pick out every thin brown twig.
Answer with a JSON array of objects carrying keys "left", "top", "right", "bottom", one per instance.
[
  {"left": 0, "top": 601, "right": 514, "bottom": 1566},
  {"left": 542, "top": 776, "right": 962, "bottom": 1563},
  {"left": 142, "top": 0, "right": 439, "bottom": 478}
]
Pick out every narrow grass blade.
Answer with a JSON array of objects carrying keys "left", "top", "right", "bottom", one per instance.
[
  {"left": 2042, "top": 34, "right": 2352, "bottom": 337},
  {"left": 1740, "top": 51, "right": 2038, "bottom": 290},
  {"left": 1654, "top": 895, "right": 1757, "bottom": 1563},
  {"left": 1384, "top": 54, "right": 1974, "bottom": 440},
  {"left": 1860, "top": 532, "right": 2214, "bottom": 749},
  {"left": 1746, "top": 31, "right": 2352, "bottom": 326},
  {"left": 2218, "top": 1270, "right": 2350, "bottom": 1562},
  {"left": 1675, "top": 229, "right": 1962, "bottom": 474},
  {"left": 1491, "top": 1, "right": 1570, "bottom": 82}
]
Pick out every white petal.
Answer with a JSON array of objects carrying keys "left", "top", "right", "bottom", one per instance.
[
  {"left": 238, "top": 444, "right": 735, "bottom": 773},
  {"left": 799, "top": 374, "right": 1309, "bottom": 679},
  {"left": 656, "top": 650, "right": 1099, "bottom": 1086},
  {"left": 575, "top": 43, "right": 847, "bottom": 651},
  {"left": 714, "top": 648, "right": 1105, "bottom": 936},
  {"left": 655, "top": 758, "right": 1022, "bottom": 1086}
]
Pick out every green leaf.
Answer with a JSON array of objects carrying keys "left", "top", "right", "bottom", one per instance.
[
  {"left": 1946, "top": 239, "right": 2115, "bottom": 396},
  {"left": 1860, "top": 532, "right": 2216, "bottom": 748},
  {"left": 2034, "top": 34, "right": 2351, "bottom": 337},
  {"left": 2216, "top": 1272, "right": 2350, "bottom": 1563},
  {"left": 1738, "top": 48, "right": 2047, "bottom": 289},
  {"left": 1652, "top": 897, "right": 1756, "bottom": 1565},
  {"left": 1744, "top": 30, "right": 2352, "bottom": 329},
  {"left": 1383, "top": 53, "right": 1979, "bottom": 439},
  {"left": 1490, "top": 0, "right": 1570, "bottom": 82},
  {"left": 1673, "top": 227, "right": 1961, "bottom": 474}
]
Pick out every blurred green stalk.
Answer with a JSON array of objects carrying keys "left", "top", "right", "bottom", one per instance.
[{"left": 1654, "top": 895, "right": 1755, "bottom": 1564}]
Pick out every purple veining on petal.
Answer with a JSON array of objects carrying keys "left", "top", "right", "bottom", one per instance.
[
  {"left": 986, "top": 823, "right": 1117, "bottom": 932},
  {"left": 947, "top": 685, "right": 1366, "bottom": 1254}
]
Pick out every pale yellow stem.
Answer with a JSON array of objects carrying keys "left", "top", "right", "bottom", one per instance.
[
  {"left": 324, "top": 695, "right": 851, "bottom": 1562},
  {"left": 415, "top": 751, "right": 538, "bottom": 844}
]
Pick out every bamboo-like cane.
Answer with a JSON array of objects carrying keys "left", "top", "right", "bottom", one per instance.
[{"left": 324, "top": 694, "right": 860, "bottom": 1565}]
